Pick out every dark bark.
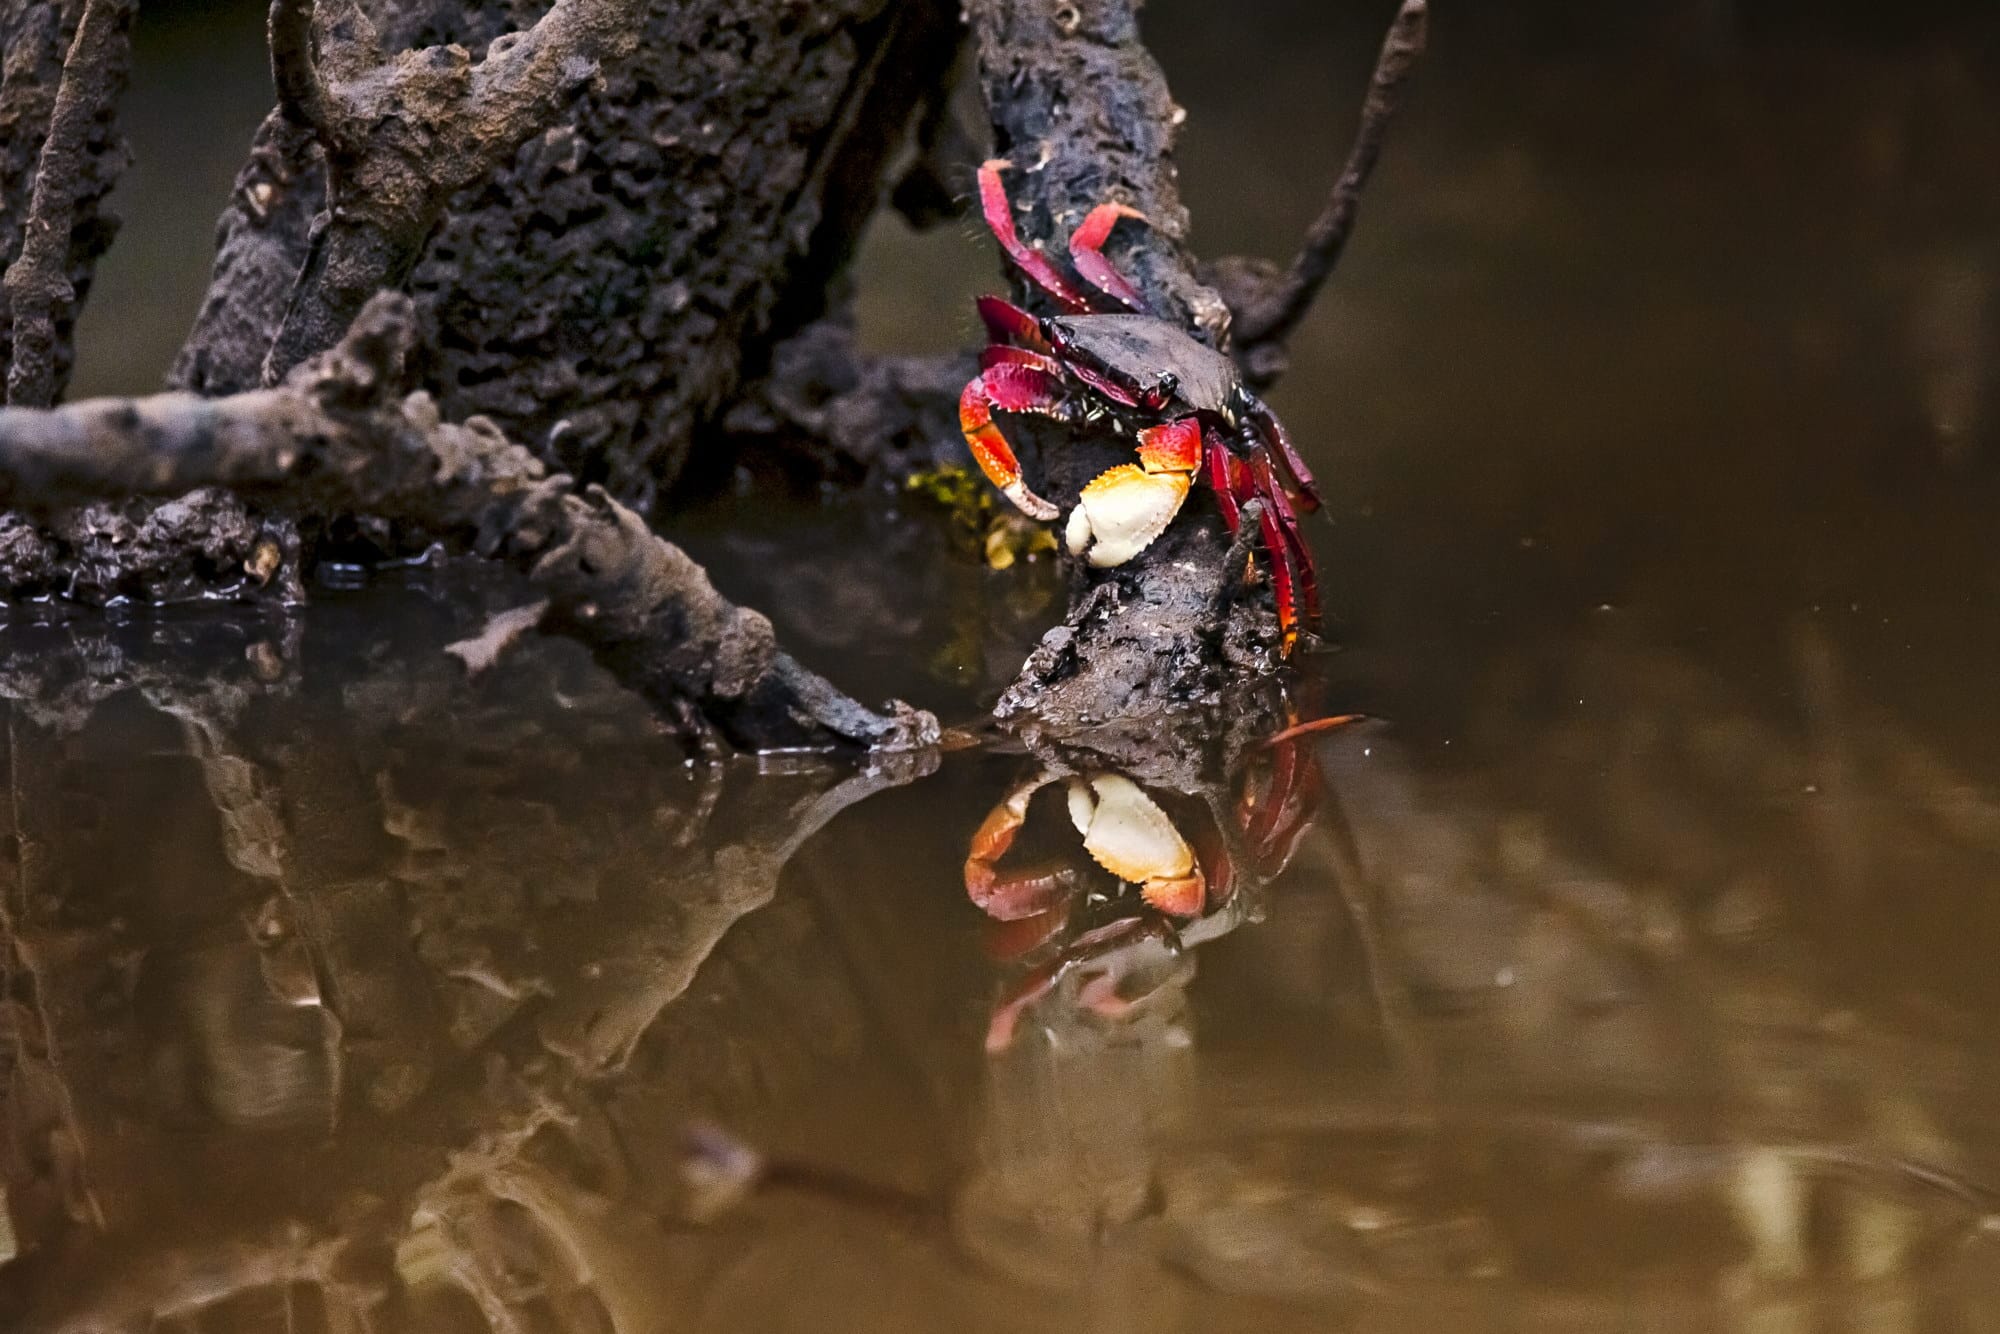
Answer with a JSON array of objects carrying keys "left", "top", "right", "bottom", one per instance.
[
  {"left": 0, "top": 293, "right": 939, "bottom": 751},
  {"left": 177, "top": 0, "right": 964, "bottom": 512},
  {"left": 258, "top": 0, "right": 648, "bottom": 384},
  {"left": 0, "top": 0, "right": 135, "bottom": 406},
  {"left": 0, "top": 0, "right": 281, "bottom": 608},
  {"left": 170, "top": 113, "right": 326, "bottom": 401},
  {"left": 2, "top": 0, "right": 133, "bottom": 407}
]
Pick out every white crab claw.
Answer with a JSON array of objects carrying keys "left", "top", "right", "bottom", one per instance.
[
  {"left": 1063, "top": 464, "right": 1192, "bottom": 567},
  {"left": 1066, "top": 775, "right": 1195, "bottom": 885}
]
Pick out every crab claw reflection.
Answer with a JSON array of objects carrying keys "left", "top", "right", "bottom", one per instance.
[{"left": 965, "top": 718, "right": 1350, "bottom": 1052}]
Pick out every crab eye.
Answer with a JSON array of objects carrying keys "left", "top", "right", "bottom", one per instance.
[
  {"left": 1226, "top": 385, "right": 1256, "bottom": 427},
  {"left": 1142, "top": 372, "right": 1178, "bottom": 411}
]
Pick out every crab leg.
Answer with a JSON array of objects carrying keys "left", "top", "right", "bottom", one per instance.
[
  {"left": 975, "top": 295, "right": 1053, "bottom": 353},
  {"left": 982, "top": 903, "right": 1073, "bottom": 962},
  {"left": 1205, "top": 446, "right": 1315, "bottom": 653},
  {"left": 960, "top": 363, "right": 1068, "bottom": 520},
  {"left": 1236, "top": 726, "right": 1329, "bottom": 873},
  {"left": 1252, "top": 453, "right": 1321, "bottom": 622},
  {"left": 1255, "top": 502, "right": 1304, "bottom": 653},
  {"left": 964, "top": 775, "right": 1087, "bottom": 920},
  {"left": 968, "top": 861, "right": 1085, "bottom": 923},
  {"left": 1246, "top": 400, "right": 1322, "bottom": 514},
  {"left": 1204, "top": 443, "right": 1249, "bottom": 532},
  {"left": 1067, "top": 202, "right": 1150, "bottom": 313},
  {"left": 984, "top": 918, "right": 1167, "bottom": 1052},
  {"left": 980, "top": 344, "right": 1065, "bottom": 374},
  {"left": 977, "top": 160, "right": 1095, "bottom": 314},
  {"left": 1063, "top": 416, "right": 1203, "bottom": 567}
]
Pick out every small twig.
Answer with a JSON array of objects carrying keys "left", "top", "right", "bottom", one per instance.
[
  {"left": 1197, "top": 496, "right": 1265, "bottom": 642},
  {"left": 2, "top": 0, "right": 136, "bottom": 407},
  {"left": 1233, "top": 0, "right": 1428, "bottom": 352},
  {"left": 267, "top": 0, "right": 330, "bottom": 129},
  {"left": 444, "top": 600, "right": 551, "bottom": 677}
]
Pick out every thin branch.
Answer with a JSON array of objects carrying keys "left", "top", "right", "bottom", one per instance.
[
  {"left": 259, "top": 0, "right": 646, "bottom": 384},
  {"left": 2, "top": 0, "right": 136, "bottom": 407},
  {"left": 1232, "top": 0, "right": 1429, "bottom": 353},
  {"left": 1196, "top": 496, "right": 1265, "bottom": 642},
  {"left": 267, "top": 0, "right": 328, "bottom": 129},
  {"left": 0, "top": 294, "right": 938, "bottom": 753},
  {"left": 472, "top": 0, "right": 642, "bottom": 130}
]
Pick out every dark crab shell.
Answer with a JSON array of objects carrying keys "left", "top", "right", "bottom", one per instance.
[{"left": 1045, "top": 314, "right": 1243, "bottom": 421}]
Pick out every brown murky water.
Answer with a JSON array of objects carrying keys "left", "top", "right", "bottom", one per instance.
[{"left": 12, "top": 0, "right": 2000, "bottom": 1329}]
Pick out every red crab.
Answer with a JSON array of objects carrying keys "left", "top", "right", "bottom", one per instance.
[{"left": 959, "top": 160, "right": 1324, "bottom": 652}]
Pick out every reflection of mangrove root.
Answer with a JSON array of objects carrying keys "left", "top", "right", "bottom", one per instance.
[
  {"left": 539, "top": 757, "right": 938, "bottom": 1071},
  {"left": 1, "top": 707, "right": 105, "bottom": 1234},
  {"left": 23, "top": 1223, "right": 365, "bottom": 1331},
  {"left": 677, "top": 1120, "right": 936, "bottom": 1227},
  {"left": 0, "top": 295, "right": 936, "bottom": 752}
]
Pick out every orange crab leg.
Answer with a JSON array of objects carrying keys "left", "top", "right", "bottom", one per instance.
[
  {"left": 959, "top": 363, "right": 1067, "bottom": 520},
  {"left": 1068, "top": 202, "right": 1150, "bottom": 313},
  {"left": 978, "top": 160, "right": 1095, "bottom": 314},
  {"left": 983, "top": 918, "right": 1163, "bottom": 1052},
  {"left": 985, "top": 960, "right": 1061, "bottom": 1051},
  {"left": 1260, "top": 713, "right": 1365, "bottom": 748},
  {"left": 1142, "top": 872, "right": 1206, "bottom": 918},
  {"left": 983, "top": 903, "right": 1073, "bottom": 961},
  {"left": 976, "top": 295, "right": 1053, "bottom": 353},
  {"left": 968, "top": 861, "right": 1085, "bottom": 922}
]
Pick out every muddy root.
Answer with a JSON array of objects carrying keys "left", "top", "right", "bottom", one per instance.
[{"left": 0, "top": 293, "right": 937, "bottom": 752}]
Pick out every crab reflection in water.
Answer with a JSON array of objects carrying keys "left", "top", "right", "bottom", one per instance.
[
  {"left": 963, "top": 717, "right": 1346, "bottom": 1053},
  {"left": 948, "top": 701, "right": 2000, "bottom": 1318}
]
